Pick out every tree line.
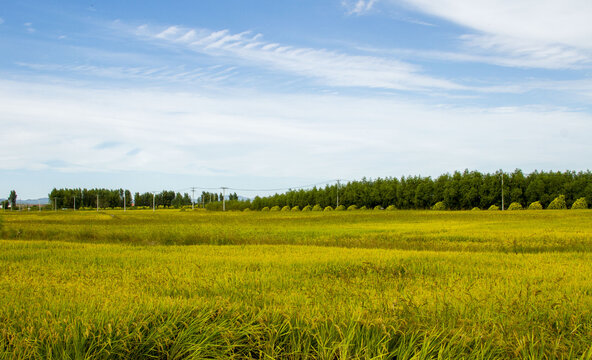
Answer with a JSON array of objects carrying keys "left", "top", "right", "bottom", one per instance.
[
  {"left": 49, "top": 188, "right": 133, "bottom": 209},
  {"left": 22, "top": 170, "right": 592, "bottom": 211},
  {"left": 133, "top": 191, "right": 240, "bottom": 208},
  {"left": 251, "top": 170, "right": 592, "bottom": 210},
  {"left": 47, "top": 189, "right": 241, "bottom": 209}
]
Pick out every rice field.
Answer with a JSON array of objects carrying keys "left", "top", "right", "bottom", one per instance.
[{"left": 1, "top": 210, "right": 592, "bottom": 359}]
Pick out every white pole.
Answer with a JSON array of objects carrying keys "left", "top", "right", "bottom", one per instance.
[
  {"left": 152, "top": 193, "right": 155, "bottom": 213},
  {"left": 124, "top": 191, "right": 126, "bottom": 212},
  {"left": 221, "top": 187, "right": 227, "bottom": 211},
  {"left": 97, "top": 194, "right": 99, "bottom": 212},
  {"left": 73, "top": 196, "right": 76, "bottom": 211},
  {"left": 191, "top": 187, "right": 195, "bottom": 210}
]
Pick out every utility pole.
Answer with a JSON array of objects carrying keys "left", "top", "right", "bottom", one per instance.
[
  {"left": 152, "top": 192, "right": 156, "bottom": 213},
  {"left": 336, "top": 179, "right": 341, "bottom": 208},
  {"left": 124, "top": 191, "right": 126, "bottom": 212},
  {"left": 38, "top": 200, "right": 41, "bottom": 212},
  {"left": 191, "top": 187, "right": 196, "bottom": 210},
  {"left": 221, "top": 187, "right": 227, "bottom": 211},
  {"left": 73, "top": 196, "right": 76, "bottom": 211},
  {"left": 97, "top": 194, "right": 99, "bottom": 212},
  {"left": 501, "top": 170, "right": 505, "bottom": 211},
  {"left": 54, "top": 197, "right": 57, "bottom": 212}
]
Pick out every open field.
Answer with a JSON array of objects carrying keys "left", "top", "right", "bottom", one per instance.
[
  {"left": 2, "top": 209, "right": 592, "bottom": 252},
  {"left": 1, "top": 210, "right": 592, "bottom": 358}
]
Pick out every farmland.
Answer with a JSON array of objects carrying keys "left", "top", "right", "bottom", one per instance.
[{"left": 1, "top": 210, "right": 592, "bottom": 358}]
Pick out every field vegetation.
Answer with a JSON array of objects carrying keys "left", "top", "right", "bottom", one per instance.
[{"left": 1, "top": 210, "right": 592, "bottom": 358}]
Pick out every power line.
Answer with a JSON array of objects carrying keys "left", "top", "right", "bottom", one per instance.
[{"left": 222, "top": 179, "right": 344, "bottom": 193}]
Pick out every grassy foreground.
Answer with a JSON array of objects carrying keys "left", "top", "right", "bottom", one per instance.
[{"left": 1, "top": 210, "right": 592, "bottom": 359}]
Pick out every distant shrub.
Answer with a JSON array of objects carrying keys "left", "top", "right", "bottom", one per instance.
[
  {"left": 335, "top": 205, "right": 346, "bottom": 211},
  {"left": 360, "top": 206, "right": 367, "bottom": 210},
  {"left": 261, "top": 207, "right": 270, "bottom": 212},
  {"left": 312, "top": 205, "right": 322, "bottom": 211},
  {"left": 281, "top": 206, "right": 290, "bottom": 212},
  {"left": 548, "top": 195, "right": 567, "bottom": 210},
  {"left": 291, "top": 206, "right": 300, "bottom": 212},
  {"left": 243, "top": 208, "right": 251, "bottom": 212},
  {"left": 373, "top": 205, "right": 382, "bottom": 210},
  {"left": 488, "top": 205, "right": 499, "bottom": 211},
  {"left": 386, "top": 205, "right": 397, "bottom": 211},
  {"left": 571, "top": 197, "right": 588, "bottom": 209},
  {"left": 347, "top": 205, "right": 358, "bottom": 211},
  {"left": 324, "top": 206, "right": 333, "bottom": 212},
  {"left": 302, "top": 205, "right": 312, "bottom": 211},
  {"left": 270, "top": 206, "right": 281, "bottom": 212},
  {"left": 508, "top": 202, "right": 523, "bottom": 210},
  {"left": 179, "top": 208, "right": 186, "bottom": 212},
  {"left": 528, "top": 201, "right": 543, "bottom": 210},
  {"left": 432, "top": 202, "right": 446, "bottom": 211},
  {"left": 471, "top": 207, "right": 480, "bottom": 211}
]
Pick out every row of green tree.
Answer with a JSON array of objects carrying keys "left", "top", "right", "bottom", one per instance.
[
  {"left": 133, "top": 191, "right": 240, "bottom": 208},
  {"left": 250, "top": 170, "right": 592, "bottom": 210},
  {"left": 49, "top": 188, "right": 132, "bottom": 209},
  {"left": 47, "top": 189, "right": 242, "bottom": 209},
  {"left": 36, "top": 170, "right": 592, "bottom": 211}
]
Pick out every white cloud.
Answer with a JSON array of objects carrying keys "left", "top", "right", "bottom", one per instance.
[
  {"left": 395, "top": 0, "right": 592, "bottom": 69},
  {"left": 398, "top": 0, "right": 592, "bottom": 49},
  {"left": 343, "top": 0, "right": 378, "bottom": 15},
  {"left": 1, "top": 78, "right": 590, "bottom": 180},
  {"left": 363, "top": 45, "right": 591, "bottom": 70},
  {"left": 155, "top": 25, "right": 180, "bottom": 39},
  {"left": 457, "top": 34, "right": 591, "bottom": 69},
  {"left": 134, "top": 24, "right": 463, "bottom": 91},
  {"left": 23, "top": 22, "right": 35, "bottom": 33},
  {"left": 16, "top": 62, "right": 238, "bottom": 85},
  {"left": 0, "top": 18, "right": 4, "bottom": 25}
]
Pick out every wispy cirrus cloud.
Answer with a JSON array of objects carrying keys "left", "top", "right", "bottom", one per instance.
[
  {"left": 342, "top": 0, "right": 378, "bottom": 15},
  {"left": 133, "top": 23, "right": 464, "bottom": 92},
  {"left": 457, "top": 34, "right": 592, "bottom": 70},
  {"left": 24, "top": 22, "right": 35, "bottom": 33},
  {"left": 361, "top": 44, "right": 591, "bottom": 71},
  {"left": 393, "top": 0, "right": 592, "bottom": 69},
  {"left": 15, "top": 62, "right": 238, "bottom": 85}
]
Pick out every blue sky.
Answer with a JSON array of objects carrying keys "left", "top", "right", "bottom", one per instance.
[{"left": 1, "top": 0, "right": 592, "bottom": 199}]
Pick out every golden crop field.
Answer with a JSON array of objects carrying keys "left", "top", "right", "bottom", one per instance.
[{"left": 1, "top": 210, "right": 592, "bottom": 359}]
